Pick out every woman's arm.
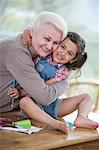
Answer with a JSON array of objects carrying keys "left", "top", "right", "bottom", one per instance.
[{"left": 6, "top": 36, "right": 68, "bottom": 106}]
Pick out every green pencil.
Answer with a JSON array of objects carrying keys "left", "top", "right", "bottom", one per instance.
[{"left": 11, "top": 80, "right": 16, "bottom": 108}]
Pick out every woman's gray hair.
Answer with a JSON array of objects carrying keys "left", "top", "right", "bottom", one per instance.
[{"left": 33, "top": 11, "right": 68, "bottom": 40}]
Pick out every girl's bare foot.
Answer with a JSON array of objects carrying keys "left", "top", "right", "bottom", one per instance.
[
  {"left": 53, "top": 120, "right": 69, "bottom": 133},
  {"left": 74, "top": 115, "right": 98, "bottom": 129}
]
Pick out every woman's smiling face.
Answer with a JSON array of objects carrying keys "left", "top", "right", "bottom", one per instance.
[
  {"left": 30, "top": 23, "right": 62, "bottom": 58},
  {"left": 52, "top": 38, "right": 78, "bottom": 64}
]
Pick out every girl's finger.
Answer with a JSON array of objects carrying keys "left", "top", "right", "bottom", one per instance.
[
  {"left": 14, "top": 95, "right": 19, "bottom": 99},
  {"left": 8, "top": 90, "right": 15, "bottom": 93},
  {"left": 8, "top": 91, "right": 15, "bottom": 95},
  {"left": 8, "top": 88, "right": 16, "bottom": 92},
  {"left": 10, "top": 93, "right": 17, "bottom": 97}
]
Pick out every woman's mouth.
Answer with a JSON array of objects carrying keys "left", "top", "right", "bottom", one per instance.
[{"left": 41, "top": 47, "right": 51, "bottom": 53}]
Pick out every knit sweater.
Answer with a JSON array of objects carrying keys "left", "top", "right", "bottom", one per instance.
[{"left": 0, "top": 34, "right": 68, "bottom": 112}]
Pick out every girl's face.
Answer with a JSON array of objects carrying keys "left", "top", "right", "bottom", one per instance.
[{"left": 52, "top": 38, "right": 78, "bottom": 64}]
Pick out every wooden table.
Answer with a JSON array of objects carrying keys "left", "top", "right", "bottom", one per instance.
[{"left": 0, "top": 112, "right": 99, "bottom": 150}]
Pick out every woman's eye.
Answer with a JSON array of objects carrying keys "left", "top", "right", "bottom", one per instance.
[
  {"left": 53, "top": 42, "right": 59, "bottom": 45},
  {"left": 44, "top": 37, "right": 50, "bottom": 41}
]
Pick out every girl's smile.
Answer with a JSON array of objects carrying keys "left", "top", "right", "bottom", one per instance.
[{"left": 52, "top": 38, "right": 78, "bottom": 64}]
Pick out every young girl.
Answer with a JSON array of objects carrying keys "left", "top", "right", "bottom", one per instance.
[{"left": 8, "top": 32, "right": 99, "bottom": 133}]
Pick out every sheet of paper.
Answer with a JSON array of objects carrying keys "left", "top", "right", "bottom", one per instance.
[
  {"left": 63, "top": 111, "right": 99, "bottom": 123},
  {"left": 0, "top": 126, "right": 44, "bottom": 134}
]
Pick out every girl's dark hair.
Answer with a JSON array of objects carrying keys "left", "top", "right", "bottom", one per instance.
[{"left": 64, "top": 32, "right": 87, "bottom": 70}]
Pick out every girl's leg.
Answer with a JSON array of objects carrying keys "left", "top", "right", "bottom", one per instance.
[
  {"left": 19, "top": 96, "right": 69, "bottom": 133},
  {"left": 58, "top": 94, "right": 98, "bottom": 129}
]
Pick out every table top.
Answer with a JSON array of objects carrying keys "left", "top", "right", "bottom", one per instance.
[{"left": 0, "top": 112, "right": 99, "bottom": 150}]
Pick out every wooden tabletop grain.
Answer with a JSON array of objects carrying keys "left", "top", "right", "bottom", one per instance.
[{"left": 0, "top": 112, "right": 99, "bottom": 150}]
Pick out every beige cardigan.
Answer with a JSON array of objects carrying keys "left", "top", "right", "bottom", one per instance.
[{"left": 0, "top": 34, "right": 68, "bottom": 112}]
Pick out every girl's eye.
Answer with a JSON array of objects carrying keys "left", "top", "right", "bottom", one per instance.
[
  {"left": 68, "top": 51, "right": 72, "bottom": 56},
  {"left": 60, "top": 44, "right": 66, "bottom": 49}
]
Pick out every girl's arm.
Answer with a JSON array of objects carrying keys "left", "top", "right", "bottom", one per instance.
[
  {"left": 19, "top": 88, "right": 29, "bottom": 97},
  {"left": 45, "top": 78, "right": 58, "bottom": 85},
  {"left": 46, "top": 68, "right": 70, "bottom": 85},
  {"left": 8, "top": 88, "right": 29, "bottom": 99}
]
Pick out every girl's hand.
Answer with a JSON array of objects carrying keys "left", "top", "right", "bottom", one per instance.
[
  {"left": 8, "top": 88, "right": 20, "bottom": 99},
  {"left": 55, "top": 68, "right": 69, "bottom": 81}
]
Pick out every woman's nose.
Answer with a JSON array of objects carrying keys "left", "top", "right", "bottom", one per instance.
[{"left": 47, "top": 42, "right": 53, "bottom": 50}]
